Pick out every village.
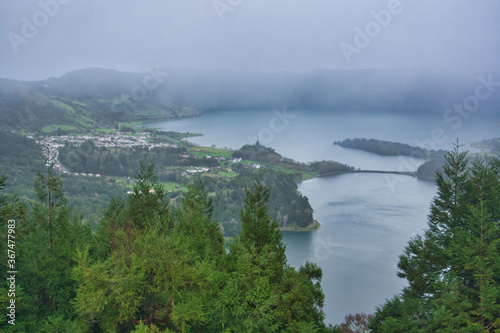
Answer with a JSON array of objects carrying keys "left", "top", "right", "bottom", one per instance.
[
  {"left": 33, "top": 132, "right": 178, "bottom": 177},
  {"left": 34, "top": 131, "right": 178, "bottom": 151},
  {"left": 31, "top": 132, "right": 252, "bottom": 180}
]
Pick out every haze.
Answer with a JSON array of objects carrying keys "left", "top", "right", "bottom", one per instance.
[{"left": 1, "top": 0, "right": 499, "bottom": 81}]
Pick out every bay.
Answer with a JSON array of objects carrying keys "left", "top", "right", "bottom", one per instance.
[
  {"left": 146, "top": 109, "right": 497, "bottom": 325},
  {"left": 286, "top": 174, "right": 436, "bottom": 325}
]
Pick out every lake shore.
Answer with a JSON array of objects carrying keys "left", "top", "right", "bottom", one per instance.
[{"left": 280, "top": 219, "right": 321, "bottom": 232}]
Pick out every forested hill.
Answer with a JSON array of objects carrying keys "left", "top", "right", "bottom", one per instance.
[
  {"left": 334, "top": 137, "right": 449, "bottom": 180},
  {"left": 0, "top": 69, "right": 200, "bottom": 133},
  {"left": 334, "top": 138, "right": 445, "bottom": 159}
]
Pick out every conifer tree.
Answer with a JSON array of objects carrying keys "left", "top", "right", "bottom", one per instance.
[
  {"left": 205, "top": 171, "right": 328, "bottom": 332},
  {"left": 0, "top": 171, "right": 28, "bottom": 329},
  {"left": 128, "top": 154, "right": 170, "bottom": 231},
  {"left": 371, "top": 145, "right": 500, "bottom": 332},
  {"left": 74, "top": 158, "right": 211, "bottom": 332},
  {"left": 175, "top": 178, "right": 224, "bottom": 260},
  {"left": 33, "top": 153, "right": 70, "bottom": 250},
  {"left": 239, "top": 171, "right": 286, "bottom": 280},
  {"left": 14, "top": 159, "right": 92, "bottom": 330}
]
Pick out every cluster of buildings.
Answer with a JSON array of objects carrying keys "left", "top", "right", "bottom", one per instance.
[
  {"left": 39, "top": 146, "right": 103, "bottom": 177},
  {"left": 184, "top": 167, "right": 211, "bottom": 174},
  {"left": 33, "top": 132, "right": 177, "bottom": 177},
  {"left": 205, "top": 156, "right": 242, "bottom": 163},
  {"left": 31, "top": 133, "right": 253, "bottom": 181},
  {"left": 35, "top": 132, "right": 178, "bottom": 151}
]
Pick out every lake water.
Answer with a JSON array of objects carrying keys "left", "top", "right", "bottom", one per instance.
[{"left": 146, "top": 109, "right": 498, "bottom": 325}]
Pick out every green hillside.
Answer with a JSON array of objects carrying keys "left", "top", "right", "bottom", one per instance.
[{"left": 0, "top": 70, "right": 200, "bottom": 134}]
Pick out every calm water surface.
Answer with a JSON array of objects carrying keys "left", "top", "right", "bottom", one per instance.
[{"left": 146, "top": 109, "right": 498, "bottom": 325}]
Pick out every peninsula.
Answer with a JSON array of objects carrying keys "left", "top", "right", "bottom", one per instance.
[{"left": 334, "top": 138, "right": 445, "bottom": 159}]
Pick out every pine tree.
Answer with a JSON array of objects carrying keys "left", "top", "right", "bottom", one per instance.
[
  {"left": 33, "top": 153, "right": 70, "bottom": 250},
  {"left": 239, "top": 170, "right": 286, "bottom": 280},
  {"left": 371, "top": 145, "right": 500, "bottom": 332},
  {"left": 15, "top": 159, "right": 92, "bottom": 330},
  {"left": 127, "top": 154, "right": 170, "bottom": 231},
  {"left": 204, "top": 171, "right": 328, "bottom": 332},
  {"left": 175, "top": 178, "right": 224, "bottom": 260},
  {"left": 0, "top": 171, "right": 29, "bottom": 329},
  {"left": 74, "top": 159, "right": 212, "bottom": 332}
]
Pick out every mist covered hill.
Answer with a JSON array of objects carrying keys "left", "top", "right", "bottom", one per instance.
[{"left": 1, "top": 67, "right": 499, "bottom": 132}]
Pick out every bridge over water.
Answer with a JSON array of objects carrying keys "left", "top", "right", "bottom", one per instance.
[{"left": 319, "top": 170, "right": 418, "bottom": 178}]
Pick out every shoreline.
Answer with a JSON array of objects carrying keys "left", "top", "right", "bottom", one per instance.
[
  {"left": 223, "top": 220, "right": 321, "bottom": 241},
  {"left": 279, "top": 219, "right": 321, "bottom": 232}
]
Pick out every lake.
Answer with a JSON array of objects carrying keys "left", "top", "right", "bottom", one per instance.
[{"left": 146, "top": 109, "right": 498, "bottom": 325}]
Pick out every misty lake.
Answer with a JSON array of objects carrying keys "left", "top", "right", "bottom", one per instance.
[{"left": 146, "top": 109, "right": 498, "bottom": 325}]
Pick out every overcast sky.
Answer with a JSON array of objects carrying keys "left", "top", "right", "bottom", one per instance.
[{"left": 1, "top": 0, "right": 499, "bottom": 81}]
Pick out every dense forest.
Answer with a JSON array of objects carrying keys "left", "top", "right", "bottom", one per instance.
[
  {"left": 416, "top": 157, "right": 446, "bottom": 180},
  {"left": 210, "top": 168, "right": 315, "bottom": 235},
  {"left": 58, "top": 143, "right": 219, "bottom": 178},
  {"left": 0, "top": 158, "right": 335, "bottom": 332},
  {"left": 334, "top": 138, "right": 445, "bottom": 159}
]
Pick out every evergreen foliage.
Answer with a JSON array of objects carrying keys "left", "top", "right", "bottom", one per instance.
[
  {"left": 370, "top": 144, "right": 500, "bottom": 332},
  {"left": 201, "top": 173, "right": 328, "bottom": 332},
  {"left": 239, "top": 171, "right": 287, "bottom": 280},
  {"left": 69, "top": 158, "right": 330, "bottom": 332},
  {"left": 0, "top": 162, "right": 92, "bottom": 331}
]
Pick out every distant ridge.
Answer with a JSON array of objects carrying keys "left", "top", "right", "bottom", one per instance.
[{"left": 1, "top": 67, "right": 499, "bottom": 132}]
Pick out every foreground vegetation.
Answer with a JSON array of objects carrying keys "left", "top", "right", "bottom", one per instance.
[
  {"left": 369, "top": 146, "right": 500, "bottom": 332},
  {"left": 0, "top": 158, "right": 336, "bottom": 332}
]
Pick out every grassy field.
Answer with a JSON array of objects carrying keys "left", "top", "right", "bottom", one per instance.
[
  {"left": 41, "top": 124, "right": 79, "bottom": 133},
  {"left": 215, "top": 170, "right": 239, "bottom": 178},
  {"left": 187, "top": 145, "right": 234, "bottom": 158},
  {"left": 95, "top": 128, "right": 117, "bottom": 133},
  {"left": 119, "top": 121, "right": 146, "bottom": 128},
  {"left": 49, "top": 99, "right": 75, "bottom": 112},
  {"left": 160, "top": 181, "right": 188, "bottom": 192}
]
